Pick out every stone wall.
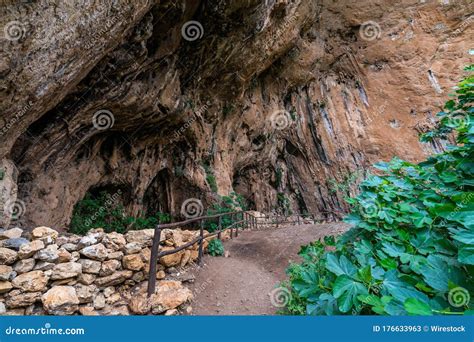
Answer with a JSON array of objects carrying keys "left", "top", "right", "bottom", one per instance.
[{"left": 0, "top": 226, "right": 216, "bottom": 315}]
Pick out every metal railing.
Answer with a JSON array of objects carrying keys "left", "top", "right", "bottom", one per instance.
[{"left": 146, "top": 210, "right": 331, "bottom": 296}]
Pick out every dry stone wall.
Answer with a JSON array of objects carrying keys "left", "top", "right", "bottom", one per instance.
[{"left": 0, "top": 226, "right": 216, "bottom": 315}]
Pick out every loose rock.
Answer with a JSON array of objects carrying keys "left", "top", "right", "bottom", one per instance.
[{"left": 42, "top": 286, "right": 79, "bottom": 315}]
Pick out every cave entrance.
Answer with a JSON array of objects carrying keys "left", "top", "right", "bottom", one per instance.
[{"left": 143, "top": 169, "right": 171, "bottom": 216}]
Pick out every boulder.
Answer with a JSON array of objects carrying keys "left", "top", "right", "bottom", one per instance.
[
  {"left": 159, "top": 247, "right": 183, "bottom": 267},
  {"left": 33, "top": 261, "right": 55, "bottom": 271},
  {"left": 123, "top": 242, "right": 142, "bottom": 255},
  {"left": 79, "top": 259, "right": 101, "bottom": 274},
  {"left": 0, "top": 247, "right": 17, "bottom": 264},
  {"left": 57, "top": 248, "right": 72, "bottom": 263},
  {"left": 102, "top": 232, "right": 126, "bottom": 251},
  {"left": 51, "top": 262, "right": 82, "bottom": 280},
  {"left": 1, "top": 238, "right": 29, "bottom": 250},
  {"left": 99, "top": 259, "right": 120, "bottom": 276},
  {"left": 42, "top": 286, "right": 79, "bottom": 315},
  {"left": 101, "top": 305, "right": 129, "bottom": 316},
  {"left": 5, "top": 290, "right": 42, "bottom": 308},
  {"left": 149, "top": 280, "right": 193, "bottom": 314},
  {"left": 0, "top": 281, "right": 12, "bottom": 293},
  {"left": 80, "top": 243, "right": 107, "bottom": 261},
  {"left": 128, "top": 294, "right": 150, "bottom": 315},
  {"left": 61, "top": 243, "right": 78, "bottom": 252},
  {"left": 124, "top": 229, "right": 154, "bottom": 246},
  {"left": 34, "top": 244, "right": 59, "bottom": 262},
  {"left": 0, "top": 265, "right": 13, "bottom": 281},
  {"left": 74, "top": 284, "right": 97, "bottom": 303},
  {"left": 0, "top": 302, "right": 5, "bottom": 314},
  {"left": 93, "top": 293, "right": 106, "bottom": 309},
  {"left": 18, "top": 240, "right": 44, "bottom": 259},
  {"left": 13, "top": 258, "right": 35, "bottom": 274},
  {"left": 32, "top": 226, "right": 58, "bottom": 242},
  {"left": 122, "top": 254, "right": 144, "bottom": 271},
  {"left": 77, "top": 273, "right": 96, "bottom": 285},
  {"left": 77, "top": 234, "right": 99, "bottom": 249},
  {"left": 103, "top": 286, "right": 115, "bottom": 297},
  {"left": 79, "top": 305, "right": 99, "bottom": 316},
  {"left": 0, "top": 227, "right": 23, "bottom": 240},
  {"left": 107, "top": 251, "right": 124, "bottom": 260},
  {"left": 180, "top": 250, "right": 191, "bottom": 267},
  {"left": 12, "top": 270, "right": 49, "bottom": 292},
  {"left": 94, "top": 270, "right": 133, "bottom": 287}
]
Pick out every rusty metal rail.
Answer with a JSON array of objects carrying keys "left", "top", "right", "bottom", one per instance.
[{"left": 146, "top": 210, "right": 325, "bottom": 296}]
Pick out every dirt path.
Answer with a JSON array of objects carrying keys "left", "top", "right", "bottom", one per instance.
[{"left": 188, "top": 222, "right": 349, "bottom": 315}]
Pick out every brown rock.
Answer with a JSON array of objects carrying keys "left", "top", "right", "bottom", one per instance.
[
  {"left": 74, "top": 284, "right": 97, "bottom": 303},
  {"left": 42, "top": 286, "right": 79, "bottom": 315},
  {"left": 5, "top": 290, "right": 42, "bottom": 308},
  {"left": 33, "top": 261, "right": 55, "bottom": 271},
  {"left": 124, "top": 229, "right": 154, "bottom": 246},
  {"left": 80, "top": 243, "right": 108, "bottom": 261},
  {"left": 156, "top": 270, "right": 166, "bottom": 280},
  {"left": 2, "top": 308, "right": 25, "bottom": 315},
  {"left": 107, "top": 251, "right": 124, "bottom": 260},
  {"left": 61, "top": 243, "right": 78, "bottom": 252},
  {"left": 165, "top": 308, "right": 179, "bottom": 315},
  {"left": 18, "top": 240, "right": 44, "bottom": 259},
  {"left": 149, "top": 280, "right": 193, "bottom": 314},
  {"left": 77, "top": 273, "right": 96, "bottom": 285},
  {"left": 101, "top": 305, "right": 129, "bottom": 316},
  {"left": 12, "top": 271, "right": 48, "bottom": 292},
  {"left": 0, "top": 247, "right": 17, "bottom": 265},
  {"left": 79, "top": 305, "right": 98, "bottom": 316},
  {"left": 94, "top": 270, "right": 133, "bottom": 287},
  {"left": 128, "top": 294, "right": 150, "bottom": 315},
  {"left": 159, "top": 247, "right": 183, "bottom": 267},
  {"left": 0, "top": 228, "right": 23, "bottom": 240},
  {"left": 93, "top": 293, "right": 106, "bottom": 309},
  {"left": 102, "top": 232, "right": 126, "bottom": 251},
  {"left": 180, "top": 250, "right": 191, "bottom": 267},
  {"left": 13, "top": 259, "right": 35, "bottom": 274},
  {"left": 51, "top": 262, "right": 82, "bottom": 280},
  {"left": 123, "top": 242, "right": 142, "bottom": 255},
  {"left": 34, "top": 244, "right": 59, "bottom": 262},
  {"left": 0, "top": 265, "right": 13, "bottom": 280},
  {"left": 99, "top": 259, "right": 120, "bottom": 276},
  {"left": 32, "top": 226, "right": 58, "bottom": 242},
  {"left": 0, "top": 281, "right": 12, "bottom": 293},
  {"left": 106, "top": 292, "right": 123, "bottom": 305},
  {"left": 122, "top": 254, "right": 144, "bottom": 271},
  {"left": 57, "top": 248, "right": 72, "bottom": 263},
  {"left": 79, "top": 259, "right": 102, "bottom": 274}
]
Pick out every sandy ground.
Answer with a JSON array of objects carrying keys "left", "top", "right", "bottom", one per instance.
[{"left": 188, "top": 222, "right": 349, "bottom": 315}]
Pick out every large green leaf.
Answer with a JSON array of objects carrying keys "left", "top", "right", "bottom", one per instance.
[
  {"left": 333, "top": 275, "right": 368, "bottom": 313},
  {"left": 325, "top": 254, "right": 357, "bottom": 277},
  {"left": 382, "top": 270, "right": 429, "bottom": 303},
  {"left": 404, "top": 298, "right": 433, "bottom": 315}
]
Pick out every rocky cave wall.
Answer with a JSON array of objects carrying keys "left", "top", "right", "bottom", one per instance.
[{"left": 0, "top": 0, "right": 473, "bottom": 229}]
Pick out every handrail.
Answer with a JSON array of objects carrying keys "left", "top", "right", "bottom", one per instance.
[{"left": 147, "top": 210, "right": 321, "bottom": 296}]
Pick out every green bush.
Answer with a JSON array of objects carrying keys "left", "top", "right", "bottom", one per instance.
[
  {"left": 282, "top": 66, "right": 473, "bottom": 315},
  {"left": 208, "top": 238, "right": 225, "bottom": 256},
  {"left": 205, "top": 192, "right": 247, "bottom": 232},
  {"left": 70, "top": 191, "right": 171, "bottom": 235}
]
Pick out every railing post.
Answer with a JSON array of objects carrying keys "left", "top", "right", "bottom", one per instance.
[
  {"left": 197, "top": 220, "right": 204, "bottom": 265},
  {"left": 217, "top": 215, "right": 222, "bottom": 240},
  {"left": 297, "top": 215, "right": 300, "bottom": 225},
  {"left": 235, "top": 214, "right": 239, "bottom": 237},
  {"left": 147, "top": 227, "right": 161, "bottom": 297}
]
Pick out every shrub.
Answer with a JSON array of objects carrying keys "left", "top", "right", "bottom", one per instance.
[
  {"left": 208, "top": 238, "right": 225, "bottom": 256},
  {"left": 282, "top": 66, "right": 473, "bottom": 315},
  {"left": 70, "top": 191, "right": 171, "bottom": 235},
  {"left": 205, "top": 192, "right": 247, "bottom": 232}
]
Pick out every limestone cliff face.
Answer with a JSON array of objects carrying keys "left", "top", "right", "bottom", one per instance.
[{"left": 0, "top": 0, "right": 472, "bottom": 229}]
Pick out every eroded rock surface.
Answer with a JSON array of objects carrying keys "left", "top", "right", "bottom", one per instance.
[{"left": 0, "top": 0, "right": 472, "bottom": 228}]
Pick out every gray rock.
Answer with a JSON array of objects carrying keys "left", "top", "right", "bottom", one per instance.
[{"left": 1, "top": 238, "right": 29, "bottom": 250}]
